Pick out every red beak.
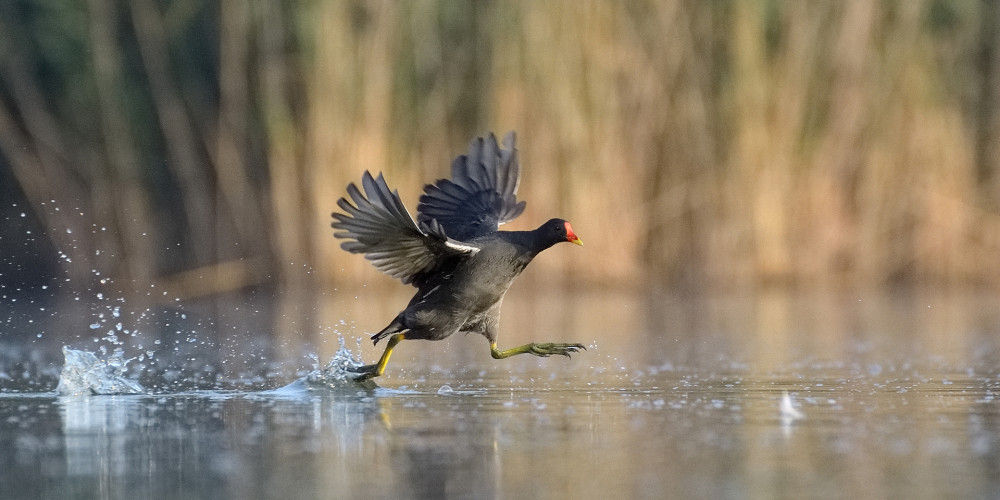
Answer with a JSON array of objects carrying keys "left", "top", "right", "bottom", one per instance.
[{"left": 564, "top": 221, "right": 583, "bottom": 246}]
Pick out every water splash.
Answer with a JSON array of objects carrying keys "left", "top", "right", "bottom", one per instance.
[
  {"left": 268, "top": 341, "right": 377, "bottom": 395},
  {"left": 780, "top": 390, "right": 806, "bottom": 421},
  {"left": 55, "top": 346, "right": 145, "bottom": 396},
  {"left": 303, "top": 343, "right": 377, "bottom": 390}
]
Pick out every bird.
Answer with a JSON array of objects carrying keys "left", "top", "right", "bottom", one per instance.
[{"left": 331, "top": 131, "right": 585, "bottom": 379}]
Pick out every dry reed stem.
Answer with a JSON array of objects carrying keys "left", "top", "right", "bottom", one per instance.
[{"left": 1, "top": 1, "right": 999, "bottom": 293}]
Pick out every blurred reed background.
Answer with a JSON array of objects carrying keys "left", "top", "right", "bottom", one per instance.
[{"left": 2, "top": 0, "right": 999, "bottom": 299}]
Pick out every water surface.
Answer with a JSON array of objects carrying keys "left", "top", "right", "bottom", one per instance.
[{"left": 2, "top": 289, "right": 999, "bottom": 499}]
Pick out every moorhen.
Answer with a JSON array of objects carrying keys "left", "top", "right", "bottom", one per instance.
[{"left": 331, "top": 132, "right": 585, "bottom": 379}]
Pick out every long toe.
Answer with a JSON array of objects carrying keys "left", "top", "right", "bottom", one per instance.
[{"left": 530, "top": 343, "right": 587, "bottom": 358}]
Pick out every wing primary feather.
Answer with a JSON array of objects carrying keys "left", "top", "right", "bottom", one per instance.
[
  {"left": 332, "top": 170, "right": 477, "bottom": 285},
  {"left": 483, "top": 133, "right": 499, "bottom": 189},
  {"left": 464, "top": 138, "right": 482, "bottom": 188},
  {"left": 414, "top": 130, "right": 526, "bottom": 240}
]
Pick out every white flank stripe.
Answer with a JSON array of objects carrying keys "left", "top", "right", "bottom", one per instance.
[{"left": 445, "top": 241, "right": 480, "bottom": 254}]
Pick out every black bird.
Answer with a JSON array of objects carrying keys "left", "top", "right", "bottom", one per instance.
[{"left": 331, "top": 131, "right": 585, "bottom": 379}]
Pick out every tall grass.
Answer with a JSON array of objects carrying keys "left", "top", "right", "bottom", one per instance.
[
  {"left": 305, "top": 1, "right": 1000, "bottom": 289},
  {"left": 1, "top": 1, "right": 998, "bottom": 295}
]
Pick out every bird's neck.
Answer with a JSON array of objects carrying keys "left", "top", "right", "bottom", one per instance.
[{"left": 503, "top": 227, "right": 558, "bottom": 255}]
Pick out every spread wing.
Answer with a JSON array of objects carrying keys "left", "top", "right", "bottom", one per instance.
[
  {"left": 416, "top": 131, "right": 527, "bottom": 241},
  {"left": 331, "top": 171, "right": 479, "bottom": 285}
]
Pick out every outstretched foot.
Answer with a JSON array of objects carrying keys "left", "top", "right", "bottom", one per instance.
[
  {"left": 491, "top": 342, "right": 587, "bottom": 359},
  {"left": 525, "top": 342, "right": 587, "bottom": 357}
]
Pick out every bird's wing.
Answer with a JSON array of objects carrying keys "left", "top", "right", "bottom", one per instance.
[
  {"left": 332, "top": 171, "right": 479, "bottom": 285},
  {"left": 416, "top": 131, "right": 527, "bottom": 241}
]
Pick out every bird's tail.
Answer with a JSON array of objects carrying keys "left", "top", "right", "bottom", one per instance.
[{"left": 371, "top": 314, "right": 406, "bottom": 345}]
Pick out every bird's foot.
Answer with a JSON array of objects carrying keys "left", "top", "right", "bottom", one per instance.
[
  {"left": 526, "top": 342, "right": 587, "bottom": 358},
  {"left": 491, "top": 342, "right": 587, "bottom": 359},
  {"left": 348, "top": 333, "right": 405, "bottom": 380},
  {"left": 346, "top": 363, "right": 379, "bottom": 380}
]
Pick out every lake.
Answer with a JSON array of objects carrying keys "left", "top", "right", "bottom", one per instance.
[{"left": 1, "top": 288, "right": 999, "bottom": 499}]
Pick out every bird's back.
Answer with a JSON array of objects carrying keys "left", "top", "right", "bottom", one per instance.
[{"left": 410, "top": 232, "right": 532, "bottom": 315}]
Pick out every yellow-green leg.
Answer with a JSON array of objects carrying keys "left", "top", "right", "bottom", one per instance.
[
  {"left": 352, "top": 333, "right": 405, "bottom": 379},
  {"left": 490, "top": 341, "right": 586, "bottom": 359}
]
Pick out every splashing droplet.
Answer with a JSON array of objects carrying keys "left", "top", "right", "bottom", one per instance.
[{"left": 55, "top": 346, "right": 145, "bottom": 396}]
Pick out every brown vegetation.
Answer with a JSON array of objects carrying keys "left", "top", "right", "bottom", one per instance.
[{"left": 1, "top": 1, "right": 999, "bottom": 295}]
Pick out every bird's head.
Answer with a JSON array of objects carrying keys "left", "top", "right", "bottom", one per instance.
[{"left": 539, "top": 218, "right": 583, "bottom": 247}]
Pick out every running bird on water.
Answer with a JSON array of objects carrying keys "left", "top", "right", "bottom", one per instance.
[{"left": 331, "top": 131, "right": 585, "bottom": 379}]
